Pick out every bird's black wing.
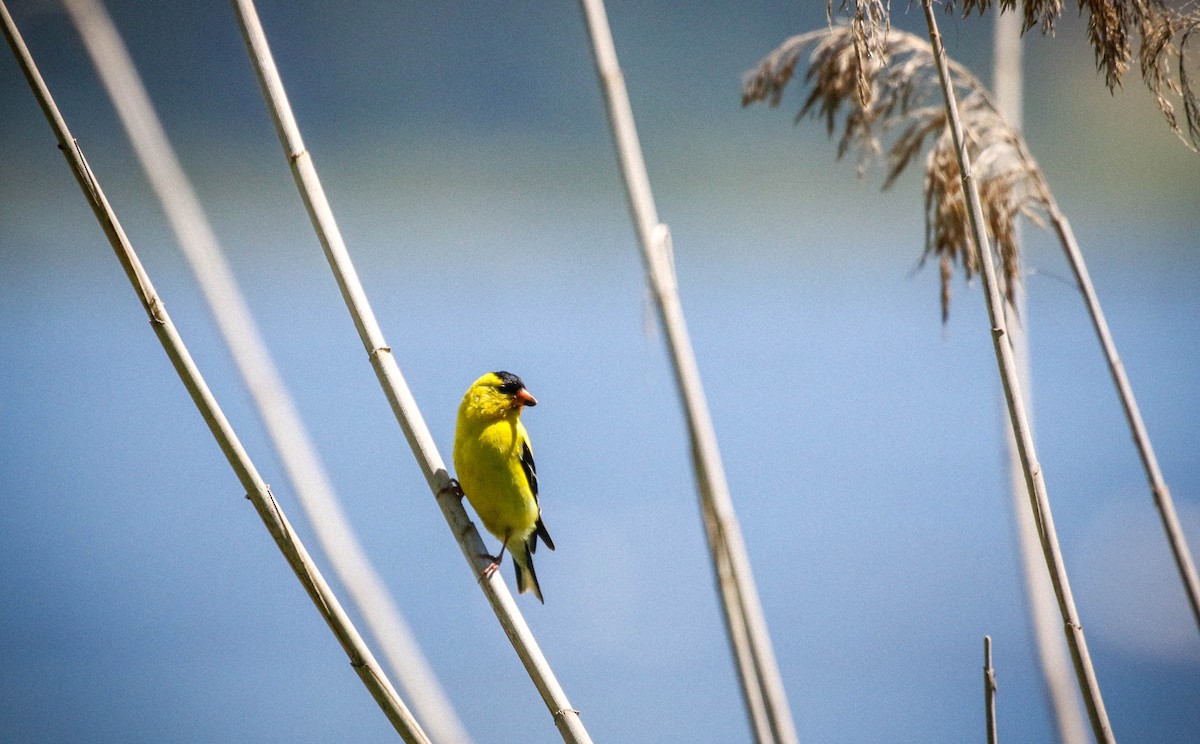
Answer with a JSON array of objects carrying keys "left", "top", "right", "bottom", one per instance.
[
  {"left": 522, "top": 439, "right": 555, "bottom": 553},
  {"left": 520, "top": 439, "right": 538, "bottom": 499}
]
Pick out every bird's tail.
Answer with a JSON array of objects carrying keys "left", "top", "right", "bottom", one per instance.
[{"left": 511, "top": 539, "right": 544, "bottom": 604}]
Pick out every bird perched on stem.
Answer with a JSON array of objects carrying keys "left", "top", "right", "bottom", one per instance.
[{"left": 452, "top": 371, "right": 554, "bottom": 602}]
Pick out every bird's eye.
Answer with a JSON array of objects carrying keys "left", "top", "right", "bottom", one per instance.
[{"left": 494, "top": 371, "right": 525, "bottom": 395}]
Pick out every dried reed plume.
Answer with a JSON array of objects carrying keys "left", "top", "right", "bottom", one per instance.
[
  {"left": 742, "top": 24, "right": 1047, "bottom": 321},
  {"left": 829, "top": 0, "right": 891, "bottom": 105},
  {"left": 954, "top": 0, "right": 1200, "bottom": 152},
  {"left": 1137, "top": 5, "right": 1200, "bottom": 152}
]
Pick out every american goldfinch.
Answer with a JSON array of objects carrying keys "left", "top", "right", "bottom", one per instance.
[{"left": 452, "top": 371, "right": 554, "bottom": 602}]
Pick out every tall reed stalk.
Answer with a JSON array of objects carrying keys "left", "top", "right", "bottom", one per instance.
[
  {"left": 992, "top": 12, "right": 1089, "bottom": 744},
  {"left": 1040, "top": 192, "right": 1200, "bottom": 631},
  {"left": 60, "top": 2, "right": 473, "bottom": 741},
  {"left": 577, "top": 2, "right": 798, "bottom": 743},
  {"left": 0, "top": 4, "right": 429, "bottom": 742},
  {"left": 920, "top": 3, "right": 1115, "bottom": 741},
  {"left": 227, "top": 2, "right": 592, "bottom": 741}
]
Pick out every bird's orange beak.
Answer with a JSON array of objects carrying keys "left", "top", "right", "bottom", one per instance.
[{"left": 514, "top": 388, "right": 537, "bottom": 407}]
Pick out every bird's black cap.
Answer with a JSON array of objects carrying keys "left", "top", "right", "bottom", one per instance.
[{"left": 494, "top": 371, "right": 526, "bottom": 395}]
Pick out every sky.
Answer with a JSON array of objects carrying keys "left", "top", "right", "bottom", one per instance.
[{"left": 1, "top": 1, "right": 1198, "bottom": 743}]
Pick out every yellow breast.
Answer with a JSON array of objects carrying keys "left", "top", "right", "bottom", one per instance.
[{"left": 453, "top": 417, "right": 538, "bottom": 543}]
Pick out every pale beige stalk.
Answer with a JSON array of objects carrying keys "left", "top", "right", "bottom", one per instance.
[
  {"left": 921, "top": 4, "right": 1115, "bottom": 741},
  {"left": 1041, "top": 198, "right": 1200, "bottom": 631},
  {"left": 227, "top": 1, "right": 592, "bottom": 741},
  {"left": 577, "top": 2, "right": 798, "bottom": 743},
  {"left": 60, "top": 2, "right": 473, "bottom": 741},
  {"left": 0, "top": 4, "right": 429, "bottom": 741}
]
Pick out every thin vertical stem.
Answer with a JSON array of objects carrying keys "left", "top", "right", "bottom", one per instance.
[
  {"left": 984, "top": 636, "right": 998, "bottom": 744},
  {"left": 60, "top": 2, "right": 474, "bottom": 740},
  {"left": 227, "top": 2, "right": 592, "bottom": 742},
  {"left": 0, "top": 4, "right": 429, "bottom": 742},
  {"left": 577, "top": 2, "right": 798, "bottom": 743},
  {"left": 920, "top": 3, "right": 1115, "bottom": 742}
]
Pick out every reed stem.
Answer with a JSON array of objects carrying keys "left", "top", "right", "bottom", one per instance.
[
  {"left": 0, "top": 4, "right": 429, "bottom": 741},
  {"left": 1042, "top": 200, "right": 1200, "bottom": 632},
  {"left": 228, "top": 2, "right": 592, "bottom": 741},
  {"left": 60, "top": 1, "right": 474, "bottom": 740},
  {"left": 921, "top": 4, "right": 1115, "bottom": 741},
  {"left": 578, "top": 2, "right": 798, "bottom": 743}
]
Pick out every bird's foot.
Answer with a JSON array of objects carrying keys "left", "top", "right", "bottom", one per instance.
[
  {"left": 438, "top": 479, "right": 465, "bottom": 500},
  {"left": 476, "top": 538, "right": 507, "bottom": 581},
  {"left": 476, "top": 550, "right": 502, "bottom": 579}
]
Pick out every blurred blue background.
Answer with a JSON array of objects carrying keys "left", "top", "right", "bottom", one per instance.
[{"left": 1, "top": 1, "right": 1197, "bottom": 742}]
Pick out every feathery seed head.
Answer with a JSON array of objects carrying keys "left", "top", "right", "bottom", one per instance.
[
  {"left": 952, "top": 0, "right": 1200, "bottom": 152},
  {"left": 743, "top": 23, "right": 1051, "bottom": 321}
]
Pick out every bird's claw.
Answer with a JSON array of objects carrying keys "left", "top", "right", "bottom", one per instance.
[
  {"left": 476, "top": 550, "right": 502, "bottom": 579},
  {"left": 438, "top": 478, "right": 465, "bottom": 500}
]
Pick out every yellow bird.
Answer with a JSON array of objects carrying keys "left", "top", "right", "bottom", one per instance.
[{"left": 452, "top": 371, "right": 554, "bottom": 602}]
